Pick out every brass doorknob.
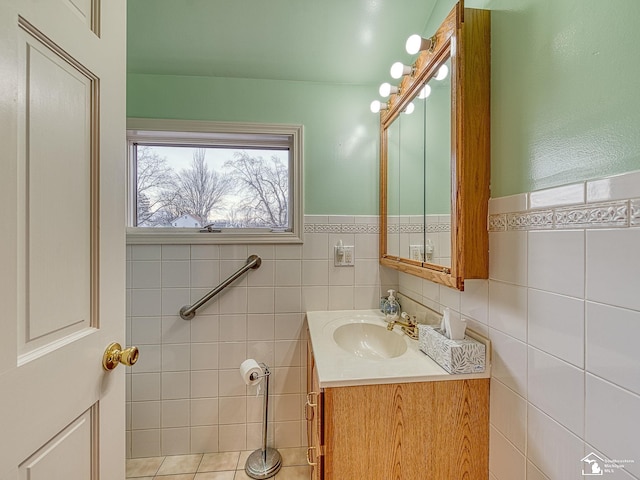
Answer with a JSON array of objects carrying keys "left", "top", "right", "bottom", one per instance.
[{"left": 102, "top": 342, "right": 139, "bottom": 371}]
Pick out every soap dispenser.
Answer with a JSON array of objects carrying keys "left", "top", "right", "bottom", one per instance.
[{"left": 383, "top": 289, "right": 400, "bottom": 322}]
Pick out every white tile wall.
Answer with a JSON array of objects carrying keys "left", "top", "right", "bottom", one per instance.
[
  {"left": 586, "top": 374, "right": 640, "bottom": 478},
  {"left": 488, "top": 281, "right": 527, "bottom": 341},
  {"left": 489, "top": 327, "right": 528, "bottom": 397},
  {"left": 489, "top": 231, "right": 528, "bottom": 285},
  {"left": 489, "top": 426, "right": 526, "bottom": 480},
  {"left": 126, "top": 215, "right": 388, "bottom": 457},
  {"left": 489, "top": 378, "right": 526, "bottom": 452},
  {"left": 126, "top": 171, "right": 640, "bottom": 479},
  {"left": 586, "top": 302, "right": 640, "bottom": 396},
  {"left": 527, "top": 346, "right": 584, "bottom": 437},
  {"left": 586, "top": 228, "right": 640, "bottom": 311},
  {"left": 528, "top": 289, "right": 584, "bottom": 368},
  {"left": 526, "top": 461, "right": 550, "bottom": 480},
  {"left": 399, "top": 170, "right": 640, "bottom": 480},
  {"left": 528, "top": 182, "right": 585, "bottom": 209},
  {"left": 526, "top": 404, "right": 584, "bottom": 479}
]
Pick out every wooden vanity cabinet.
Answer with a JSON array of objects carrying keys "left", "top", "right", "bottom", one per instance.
[{"left": 306, "top": 337, "right": 490, "bottom": 480}]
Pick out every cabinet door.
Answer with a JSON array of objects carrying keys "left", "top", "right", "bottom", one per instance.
[
  {"left": 323, "top": 379, "right": 489, "bottom": 479},
  {"left": 306, "top": 339, "right": 324, "bottom": 479}
]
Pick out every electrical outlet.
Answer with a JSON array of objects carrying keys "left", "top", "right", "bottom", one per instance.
[
  {"left": 343, "top": 246, "right": 354, "bottom": 265},
  {"left": 334, "top": 245, "right": 355, "bottom": 266}
]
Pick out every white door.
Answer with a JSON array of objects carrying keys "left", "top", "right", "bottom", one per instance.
[{"left": 0, "top": 0, "right": 127, "bottom": 478}]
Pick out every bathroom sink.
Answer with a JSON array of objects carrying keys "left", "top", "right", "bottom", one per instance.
[
  {"left": 307, "top": 309, "right": 490, "bottom": 387},
  {"left": 332, "top": 323, "right": 407, "bottom": 360}
]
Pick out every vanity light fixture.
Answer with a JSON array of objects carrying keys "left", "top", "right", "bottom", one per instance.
[
  {"left": 370, "top": 100, "right": 389, "bottom": 113},
  {"left": 390, "top": 61, "right": 414, "bottom": 79},
  {"left": 418, "top": 84, "right": 432, "bottom": 99},
  {"left": 434, "top": 64, "right": 449, "bottom": 80},
  {"left": 379, "top": 82, "right": 400, "bottom": 98},
  {"left": 403, "top": 102, "right": 415, "bottom": 114},
  {"left": 405, "top": 34, "right": 437, "bottom": 55}
]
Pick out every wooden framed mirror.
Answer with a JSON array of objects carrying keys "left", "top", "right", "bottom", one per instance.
[{"left": 379, "top": 2, "right": 490, "bottom": 291}]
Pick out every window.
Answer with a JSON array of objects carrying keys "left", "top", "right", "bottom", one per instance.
[{"left": 126, "top": 119, "right": 303, "bottom": 244}]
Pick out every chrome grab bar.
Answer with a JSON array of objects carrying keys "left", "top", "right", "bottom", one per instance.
[{"left": 179, "top": 254, "right": 262, "bottom": 320}]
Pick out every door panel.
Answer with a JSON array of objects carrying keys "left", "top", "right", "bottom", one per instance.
[
  {"left": 0, "top": 0, "right": 126, "bottom": 477},
  {"left": 18, "top": 407, "right": 96, "bottom": 480},
  {"left": 18, "top": 24, "right": 97, "bottom": 354},
  {"left": 63, "top": 0, "right": 98, "bottom": 34}
]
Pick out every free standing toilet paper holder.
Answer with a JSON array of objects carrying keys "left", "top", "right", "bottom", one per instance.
[{"left": 245, "top": 363, "right": 282, "bottom": 479}]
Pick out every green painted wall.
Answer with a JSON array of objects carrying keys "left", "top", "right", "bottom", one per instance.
[
  {"left": 427, "top": 0, "right": 640, "bottom": 197},
  {"left": 127, "top": 74, "right": 379, "bottom": 215},
  {"left": 129, "top": 0, "right": 640, "bottom": 215}
]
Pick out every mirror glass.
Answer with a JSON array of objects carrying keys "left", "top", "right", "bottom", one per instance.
[
  {"left": 398, "top": 95, "right": 426, "bottom": 262},
  {"left": 424, "top": 57, "right": 452, "bottom": 267},
  {"left": 385, "top": 56, "right": 452, "bottom": 268},
  {"left": 386, "top": 117, "right": 401, "bottom": 258}
]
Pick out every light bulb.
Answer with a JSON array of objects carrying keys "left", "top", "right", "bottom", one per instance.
[
  {"left": 390, "top": 61, "right": 412, "bottom": 79},
  {"left": 379, "top": 82, "right": 398, "bottom": 97},
  {"left": 435, "top": 64, "right": 449, "bottom": 80},
  {"left": 405, "top": 34, "right": 422, "bottom": 55},
  {"left": 418, "top": 84, "right": 432, "bottom": 99},
  {"left": 405, "top": 34, "right": 436, "bottom": 55},
  {"left": 371, "top": 100, "right": 389, "bottom": 113},
  {"left": 404, "top": 102, "right": 415, "bottom": 115}
]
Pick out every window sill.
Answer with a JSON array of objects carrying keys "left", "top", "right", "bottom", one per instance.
[{"left": 126, "top": 227, "right": 304, "bottom": 245}]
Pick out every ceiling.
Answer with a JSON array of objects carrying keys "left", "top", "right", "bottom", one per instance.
[{"left": 127, "top": 0, "right": 438, "bottom": 85}]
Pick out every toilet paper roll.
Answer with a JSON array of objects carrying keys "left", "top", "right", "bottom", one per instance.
[{"left": 239, "top": 359, "right": 263, "bottom": 386}]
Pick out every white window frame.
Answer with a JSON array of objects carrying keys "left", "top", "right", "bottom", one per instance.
[{"left": 126, "top": 118, "right": 303, "bottom": 244}]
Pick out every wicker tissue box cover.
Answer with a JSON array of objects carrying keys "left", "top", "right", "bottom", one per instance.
[{"left": 418, "top": 324, "right": 486, "bottom": 374}]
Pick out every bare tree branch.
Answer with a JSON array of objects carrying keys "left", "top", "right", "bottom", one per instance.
[
  {"left": 224, "top": 151, "right": 288, "bottom": 228},
  {"left": 136, "top": 146, "right": 176, "bottom": 226},
  {"left": 169, "top": 148, "right": 234, "bottom": 224}
]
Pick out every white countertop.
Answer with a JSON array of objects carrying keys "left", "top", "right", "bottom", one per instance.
[{"left": 306, "top": 309, "right": 490, "bottom": 388}]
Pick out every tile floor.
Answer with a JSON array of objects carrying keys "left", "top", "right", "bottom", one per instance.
[{"left": 126, "top": 448, "right": 311, "bottom": 480}]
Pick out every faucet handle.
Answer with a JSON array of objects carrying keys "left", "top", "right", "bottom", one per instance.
[{"left": 401, "top": 312, "right": 416, "bottom": 324}]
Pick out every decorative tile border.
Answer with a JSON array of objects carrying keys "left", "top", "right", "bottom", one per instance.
[
  {"left": 528, "top": 210, "right": 554, "bottom": 230},
  {"left": 303, "top": 221, "right": 450, "bottom": 234},
  {"left": 387, "top": 223, "right": 451, "bottom": 234},
  {"left": 489, "top": 199, "right": 640, "bottom": 232},
  {"left": 304, "top": 222, "right": 379, "bottom": 234},
  {"left": 428, "top": 223, "right": 451, "bottom": 233},
  {"left": 555, "top": 201, "right": 628, "bottom": 229},
  {"left": 488, "top": 214, "right": 506, "bottom": 232},
  {"left": 632, "top": 199, "right": 640, "bottom": 226},
  {"left": 303, "top": 197, "right": 640, "bottom": 235},
  {"left": 341, "top": 223, "right": 370, "bottom": 234},
  {"left": 313, "top": 223, "right": 342, "bottom": 233},
  {"left": 506, "top": 212, "right": 532, "bottom": 231}
]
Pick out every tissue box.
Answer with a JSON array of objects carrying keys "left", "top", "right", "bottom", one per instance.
[{"left": 418, "top": 325, "right": 486, "bottom": 374}]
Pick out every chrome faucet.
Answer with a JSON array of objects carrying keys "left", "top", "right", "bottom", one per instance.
[{"left": 387, "top": 312, "right": 419, "bottom": 340}]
